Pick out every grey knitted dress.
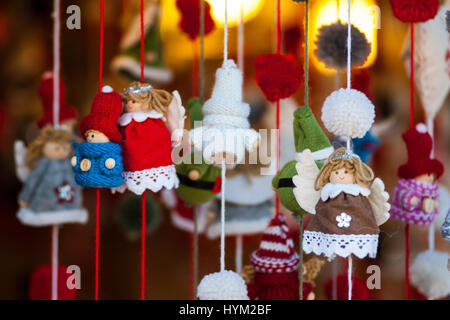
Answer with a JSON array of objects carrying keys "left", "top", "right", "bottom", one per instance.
[{"left": 17, "top": 158, "right": 88, "bottom": 226}]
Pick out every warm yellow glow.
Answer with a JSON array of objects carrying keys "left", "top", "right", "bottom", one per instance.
[
  {"left": 207, "top": 0, "right": 265, "bottom": 27},
  {"left": 311, "top": 0, "right": 378, "bottom": 74}
]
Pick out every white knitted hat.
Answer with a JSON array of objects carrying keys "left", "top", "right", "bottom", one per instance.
[{"left": 202, "top": 59, "right": 251, "bottom": 129}]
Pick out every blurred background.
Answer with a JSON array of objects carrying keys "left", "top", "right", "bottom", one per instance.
[{"left": 0, "top": 0, "right": 448, "bottom": 300}]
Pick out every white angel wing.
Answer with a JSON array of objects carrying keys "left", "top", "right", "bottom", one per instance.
[
  {"left": 368, "top": 177, "right": 390, "bottom": 226},
  {"left": 292, "top": 149, "right": 321, "bottom": 214},
  {"left": 14, "top": 140, "right": 30, "bottom": 182},
  {"left": 166, "top": 90, "right": 186, "bottom": 148}
]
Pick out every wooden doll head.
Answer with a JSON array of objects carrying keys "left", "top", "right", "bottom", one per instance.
[
  {"left": 414, "top": 172, "right": 436, "bottom": 183},
  {"left": 26, "top": 126, "right": 72, "bottom": 170},
  {"left": 121, "top": 82, "right": 173, "bottom": 115},
  {"left": 314, "top": 147, "right": 374, "bottom": 191}
]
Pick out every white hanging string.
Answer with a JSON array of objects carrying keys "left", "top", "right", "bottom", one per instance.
[
  {"left": 426, "top": 118, "right": 435, "bottom": 251},
  {"left": 51, "top": 0, "right": 61, "bottom": 301},
  {"left": 237, "top": 0, "right": 244, "bottom": 72},
  {"left": 345, "top": 0, "right": 352, "bottom": 152},
  {"left": 348, "top": 256, "right": 352, "bottom": 300},
  {"left": 235, "top": 235, "right": 243, "bottom": 273},
  {"left": 223, "top": 0, "right": 228, "bottom": 63},
  {"left": 220, "top": 160, "right": 226, "bottom": 272}
]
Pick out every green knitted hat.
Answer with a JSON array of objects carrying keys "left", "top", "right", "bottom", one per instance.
[
  {"left": 272, "top": 106, "right": 332, "bottom": 216},
  {"left": 293, "top": 106, "right": 333, "bottom": 160}
]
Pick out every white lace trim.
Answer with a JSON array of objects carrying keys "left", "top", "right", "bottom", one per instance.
[
  {"left": 303, "top": 230, "right": 378, "bottom": 259},
  {"left": 122, "top": 164, "right": 179, "bottom": 195},
  {"left": 321, "top": 183, "right": 370, "bottom": 201},
  {"left": 118, "top": 111, "right": 164, "bottom": 126}
]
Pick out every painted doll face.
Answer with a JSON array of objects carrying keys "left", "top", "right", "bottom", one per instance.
[
  {"left": 329, "top": 167, "right": 355, "bottom": 184},
  {"left": 415, "top": 173, "right": 435, "bottom": 183},
  {"left": 85, "top": 130, "right": 109, "bottom": 143},
  {"left": 43, "top": 141, "right": 70, "bottom": 160},
  {"left": 126, "top": 99, "right": 146, "bottom": 113}
]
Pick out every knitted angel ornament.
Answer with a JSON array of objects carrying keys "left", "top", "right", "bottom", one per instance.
[
  {"left": 294, "top": 148, "right": 390, "bottom": 259},
  {"left": 117, "top": 82, "right": 185, "bottom": 195},
  {"left": 190, "top": 60, "right": 259, "bottom": 167},
  {"left": 390, "top": 124, "right": 444, "bottom": 226},
  {"left": 17, "top": 126, "right": 88, "bottom": 226},
  {"left": 73, "top": 86, "right": 124, "bottom": 188}
]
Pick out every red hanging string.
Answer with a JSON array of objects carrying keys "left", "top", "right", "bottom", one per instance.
[
  {"left": 139, "top": 0, "right": 146, "bottom": 300},
  {"left": 405, "top": 22, "right": 414, "bottom": 301},
  {"left": 141, "top": 191, "right": 146, "bottom": 300},
  {"left": 95, "top": 0, "right": 104, "bottom": 301},
  {"left": 140, "top": 0, "right": 145, "bottom": 83},
  {"left": 95, "top": 188, "right": 100, "bottom": 300},
  {"left": 274, "top": 0, "right": 281, "bottom": 220}
]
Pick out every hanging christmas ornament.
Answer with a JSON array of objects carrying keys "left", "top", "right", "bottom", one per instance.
[
  {"left": 246, "top": 215, "right": 300, "bottom": 300},
  {"left": 272, "top": 106, "right": 333, "bottom": 217},
  {"left": 402, "top": 5, "right": 450, "bottom": 123},
  {"left": 190, "top": 59, "right": 259, "bottom": 167},
  {"left": 253, "top": 54, "right": 303, "bottom": 103},
  {"left": 294, "top": 147, "right": 390, "bottom": 259},
  {"left": 441, "top": 209, "right": 450, "bottom": 241},
  {"left": 117, "top": 83, "right": 185, "bottom": 195},
  {"left": 176, "top": 0, "right": 215, "bottom": 40},
  {"left": 324, "top": 274, "right": 370, "bottom": 300},
  {"left": 17, "top": 126, "right": 88, "bottom": 226},
  {"left": 389, "top": 0, "right": 439, "bottom": 23},
  {"left": 410, "top": 250, "right": 450, "bottom": 300},
  {"left": 390, "top": 124, "right": 444, "bottom": 226},
  {"left": 110, "top": 0, "right": 172, "bottom": 84},
  {"left": 29, "top": 265, "right": 77, "bottom": 300},
  {"left": 314, "top": 21, "right": 371, "bottom": 70},
  {"left": 197, "top": 270, "right": 249, "bottom": 300},
  {"left": 72, "top": 85, "right": 124, "bottom": 188},
  {"left": 115, "top": 193, "right": 162, "bottom": 241}
]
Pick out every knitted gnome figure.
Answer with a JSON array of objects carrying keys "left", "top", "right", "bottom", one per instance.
[
  {"left": 73, "top": 86, "right": 124, "bottom": 188},
  {"left": 190, "top": 60, "right": 259, "bottom": 167},
  {"left": 17, "top": 126, "right": 88, "bottom": 226},
  {"left": 37, "top": 71, "right": 78, "bottom": 131},
  {"left": 205, "top": 172, "right": 274, "bottom": 239},
  {"left": 294, "top": 148, "right": 390, "bottom": 259},
  {"left": 197, "top": 270, "right": 249, "bottom": 300},
  {"left": 246, "top": 215, "right": 300, "bottom": 300},
  {"left": 441, "top": 209, "right": 450, "bottom": 241},
  {"left": 110, "top": 0, "right": 172, "bottom": 84},
  {"left": 272, "top": 106, "right": 333, "bottom": 217},
  {"left": 118, "top": 82, "right": 185, "bottom": 195},
  {"left": 390, "top": 123, "right": 444, "bottom": 226}
]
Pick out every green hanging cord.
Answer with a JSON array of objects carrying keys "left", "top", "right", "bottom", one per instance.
[
  {"left": 304, "top": 0, "right": 309, "bottom": 108},
  {"left": 200, "top": 0, "right": 205, "bottom": 104}
]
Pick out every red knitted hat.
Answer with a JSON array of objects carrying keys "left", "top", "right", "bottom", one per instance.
[
  {"left": 79, "top": 86, "right": 123, "bottom": 143},
  {"left": 398, "top": 123, "right": 444, "bottom": 179},
  {"left": 250, "top": 215, "right": 300, "bottom": 274},
  {"left": 37, "top": 72, "right": 77, "bottom": 128}
]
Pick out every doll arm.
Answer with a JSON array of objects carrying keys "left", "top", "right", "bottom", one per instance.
[
  {"left": 18, "top": 159, "right": 48, "bottom": 203},
  {"left": 401, "top": 189, "right": 421, "bottom": 211}
]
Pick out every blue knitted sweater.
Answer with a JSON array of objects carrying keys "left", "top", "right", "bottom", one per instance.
[{"left": 72, "top": 142, "right": 123, "bottom": 188}]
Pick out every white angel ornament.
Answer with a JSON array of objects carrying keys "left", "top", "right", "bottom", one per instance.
[
  {"left": 293, "top": 147, "right": 390, "bottom": 259},
  {"left": 118, "top": 82, "right": 185, "bottom": 195}
]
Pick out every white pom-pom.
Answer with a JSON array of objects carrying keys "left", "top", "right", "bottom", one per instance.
[
  {"left": 410, "top": 250, "right": 450, "bottom": 300},
  {"left": 321, "top": 88, "right": 375, "bottom": 138},
  {"left": 197, "top": 270, "right": 249, "bottom": 300},
  {"left": 415, "top": 123, "right": 428, "bottom": 133},
  {"left": 102, "top": 85, "right": 113, "bottom": 93}
]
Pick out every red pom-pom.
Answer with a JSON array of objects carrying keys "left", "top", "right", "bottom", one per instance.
[
  {"left": 389, "top": 0, "right": 439, "bottom": 23},
  {"left": 254, "top": 54, "right": 303, "bottom": 102},
  {"left": 176, "top": 0, "right": 215, "bottom": 40},
  {"left": 29, "top": 265, "right": 77, "bottom": 300},
  {"left": 325, "top": 274, "right": 370, "bottom": 300}
]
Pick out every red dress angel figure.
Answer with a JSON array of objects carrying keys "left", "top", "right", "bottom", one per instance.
[{"left": 118, "top": 82, "right": 185, "bottom": 195}]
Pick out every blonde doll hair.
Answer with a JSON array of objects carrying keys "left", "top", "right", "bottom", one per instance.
[
  {"left": 26, "top": 126, "right": 73, "bottom": 170},
  {"left": 314, "top": 147, "right": 374, "bottom": 191},
  {"left": 121, "top": 82, "right": 173, "bottom": 115}
]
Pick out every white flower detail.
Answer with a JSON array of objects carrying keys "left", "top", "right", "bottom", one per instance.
[{"left": 336, "top": 212, "right": 352, "bottom": 228}]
